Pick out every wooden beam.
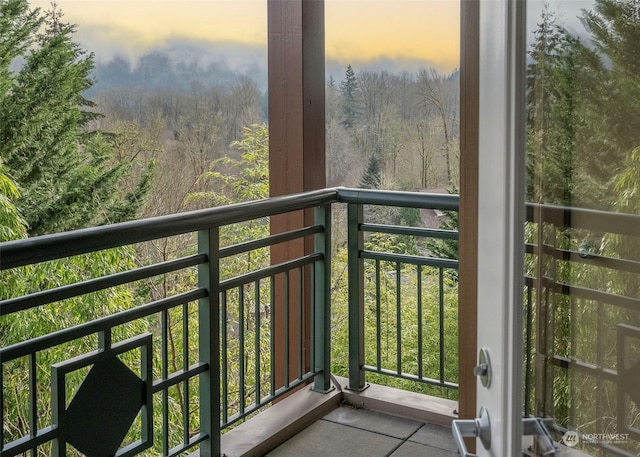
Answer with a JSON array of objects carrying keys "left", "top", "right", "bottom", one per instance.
[
  {"left": 459, "top": 0, "right": 479, "bottom": 436},
  {"left": 267, "top": 0, "right": 325, "bottom": 390}
]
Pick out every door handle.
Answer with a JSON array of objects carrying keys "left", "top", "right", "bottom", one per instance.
[
  {"left": 452, "top": 407, "right": 491, "bottom": 457},
  {"left": 452, "top": 410, "right": 558, "bottom": 457}
]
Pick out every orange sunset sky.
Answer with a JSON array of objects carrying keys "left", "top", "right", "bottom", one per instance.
[{"left": 30, "top": 0, "right": 461, "bottom": 71}]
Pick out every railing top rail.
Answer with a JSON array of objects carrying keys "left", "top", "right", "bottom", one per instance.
[
  {"left": 526, "top": 202, "right": 640, "bottom": 237},
  {"left": 337, "top": 187, "right": 459, "bottom": 210},
  {"left": 0, "top": 188, "right": 339, "bottom": 270},
  {"left": 0, "top": 187, "right": 461, "bottom": 271}
]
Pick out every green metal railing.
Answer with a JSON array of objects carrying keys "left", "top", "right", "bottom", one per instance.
[
  {"left": 339, "top": 188, "right": 459, "bottom": 392},
  {"left": 0, "top": 187, "right": 458, "bottom": 456}
]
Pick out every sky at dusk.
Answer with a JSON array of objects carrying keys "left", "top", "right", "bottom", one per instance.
[
  {"left": 28, "top": 0, "right": 598, "bottom": 75},
  {"left": 30, "top": 0, "right": 461, "bottom": 71}
]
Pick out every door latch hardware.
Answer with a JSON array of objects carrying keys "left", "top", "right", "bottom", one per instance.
[
  {"left": 452, "top": 406, "right": 491, "bottom": 457},
  {"left": 474, "top": 348, "right": 491, "bottom": 387}
]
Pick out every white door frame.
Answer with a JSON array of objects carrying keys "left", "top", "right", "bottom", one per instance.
[{"left": 475, "top": 0, "right": 527, "bottom": 454}]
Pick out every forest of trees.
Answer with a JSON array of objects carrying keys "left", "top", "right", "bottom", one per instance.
[{"left": 84, "top": 58, "right": 460, "bottom": 220}]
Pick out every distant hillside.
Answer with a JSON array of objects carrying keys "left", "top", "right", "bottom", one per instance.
[
  {"left": 88, "top": 39, "right": 268, "bottom": 96},
  {"left": 88, "top": 38, "right": 448, "bottom": 97}
]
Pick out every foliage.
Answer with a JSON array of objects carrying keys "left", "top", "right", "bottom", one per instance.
[
  {"left": 425, "top": 186, "right": 458, "bottom": 266},
  {"left": 0, "top": 248, "right": 147, "bottom": 452},
  {"left": 0, "top": 2, "right": 153, "bottom": 452},
  {"left": 192, "top": 123, "right": 269, "bottom": 205},
  {"left": 0, "top": 0, "right": 152, "bottom": 235},
  {"left": 189, "top": 123, "right": 270, "bottom": 276},
  {"left": 0, "top": 160, "right": 27, "bottom": 241},
  {"left": 92, "top": 57, "right": 460, "bottom": 191},
  {"left": 586, "top": 0, "right": 640, "bottom": 215}
]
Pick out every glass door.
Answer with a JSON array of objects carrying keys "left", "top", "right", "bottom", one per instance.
[
  {"left": 523, "top": 0, "right": 640, "bottom": 455},
  {"left": 454, "top": 0, "right": 640, "bottom": 455}
]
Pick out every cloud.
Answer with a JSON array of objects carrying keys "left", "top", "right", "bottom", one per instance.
[
  {"left": 75, "top": 24, "right": 268, "bottom": 73},
  {"left": 74, "top": 24, "right": 152, "bottom": 62}
]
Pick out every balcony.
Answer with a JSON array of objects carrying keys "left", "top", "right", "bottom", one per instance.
[
  {"left": 0, "top": 187, "right": 460, "bottom": 457},
  {"left": 3, "top": 186, "right": 639, "bottom": 457}
]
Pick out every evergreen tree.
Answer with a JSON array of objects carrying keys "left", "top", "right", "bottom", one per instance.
[
  {"left": 582, "top": 0, "right": 640, "bottom": 212},
  {"left": 0, "top": 1, "right": 152, "bottom": 235},
  {"left": 526, "top": 8, "right": 582, "bottom": 206},
  {"left": 339, "top": 64, "right": 360, "bottom": 129},
  {"left": 359, "top": 153, "right": 381, "bottom": 189},
  {"left": 583, "top": 0, "right": 640, "bottom": 151},
  {"left": 327, "top": 74, "right": 336, "bottom": 90}
]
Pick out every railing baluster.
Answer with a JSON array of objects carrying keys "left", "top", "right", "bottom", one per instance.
[
  {"left": 198, "top": 227, "right": 221, "bottom": 457},
  {"left": 221, "top": 292, "right": 228, "bottom": 425},
  {"left": 417, "top": 265, "right": 423, "bottom": 380},
  {"left": 270, "top": 275, "right": 276, "bottom": 398},
  {"left": 596, "top": 300, "right": 604, "bottom": 439},
  {"left": 297, "top": 266, "right": 303, "bottom": 381},
  {"left": 524, "top": 283, "right": 533, "bottom": 417},
  {"left": 376, "top": 260, "right": 381, "bottom": 371},
  {"left": 348, "top": 203, "right": 366, "bottom": 391},
  {"left": 254, "top": 279, "right": 261, "bottom": 406},
  {"left": 284, "top": 271, "right": 290, "bottom": 389},
  {"left": 142, "top": 329, "right": 153, "bottom": 448},
  {"left": 310, "top": 263, "right": 316, "bottom": 374},
  {"left": 396, "top": 262, "right": 402, "bottom": 376},
  {"left": 313, "top": 204, "right": 332, "bottom": 393},
  {"left": 29, "top": 352, "right": 37, "bottom": 453},
  {"left": 439, "top": 267, "right": 445, "bottom": 384},
  {"left": 239, "top": 285, "right": 245, "bottom": 416},
  {"left": 183, "top": 302, "right": 189, "bottom": 445},
  {"left": 162, "top": 308, "right": 169, "bottom": 455}
]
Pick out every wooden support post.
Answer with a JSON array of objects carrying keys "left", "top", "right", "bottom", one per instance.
[
  {"left": 459, "top": 0, "right": 479, "bottom": 451},
  {"left": 268, "top": 0, "right": 325, "bottom": 391}
]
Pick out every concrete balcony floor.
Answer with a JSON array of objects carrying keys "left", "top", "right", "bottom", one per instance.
[
  {"left": 266, "top": 405, "right": 457, "bottom": 457},
  {"left": 218, "top": 376, "right": 459, "bottom": 457}
]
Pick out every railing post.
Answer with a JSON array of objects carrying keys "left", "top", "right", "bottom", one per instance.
[
  {"left": 313, "top": 205, "right": 332, "bottom": 393},
  {"left": 198, "top": 228, "right": 221, "bottom": 457},
  {"left": 347, "top": 203, "right": 367, "bottom": 391}
]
